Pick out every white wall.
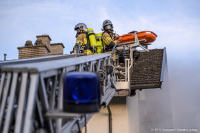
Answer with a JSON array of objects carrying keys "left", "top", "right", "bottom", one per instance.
[{"left": 84, "top": 97, "right": 129, "bottom": 133}]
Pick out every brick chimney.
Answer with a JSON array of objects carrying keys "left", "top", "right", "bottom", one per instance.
[{"left": 36, "top": 34, "right": 52, "bottom": 51}]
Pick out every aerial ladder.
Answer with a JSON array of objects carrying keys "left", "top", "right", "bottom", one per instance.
[{"left": 0, "top": 32, "right": 151, "bottom": 133}]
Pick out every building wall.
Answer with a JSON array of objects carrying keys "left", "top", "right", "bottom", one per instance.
[
  {"left": 83, "top": 97, "right": 129, "bottom": 133},
  {"left": 18, "top": 46, "right": 50, "bottom": 59},
  {"left": 18, "top": 35, "right": 64, "bottom": 59}
]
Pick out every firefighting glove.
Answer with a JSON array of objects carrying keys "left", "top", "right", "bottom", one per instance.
[{"left": 108, "top": 41, "right": 115, "bottom": 48}]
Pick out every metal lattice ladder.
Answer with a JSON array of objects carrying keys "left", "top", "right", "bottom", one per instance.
[{"left": 0, "top": 53, "right": 115, "bottom": 133}]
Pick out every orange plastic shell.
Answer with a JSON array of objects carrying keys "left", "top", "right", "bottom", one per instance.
[{"left": 117, "top": 31, "right": 157, "bottom": 44}]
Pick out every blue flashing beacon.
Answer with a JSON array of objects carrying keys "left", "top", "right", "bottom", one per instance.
[{"left": 63, "top": 72, "right": 101, "bottom": 113}]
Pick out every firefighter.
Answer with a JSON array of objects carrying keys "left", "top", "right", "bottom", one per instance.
[
  {"left": 102, "top": 19, "right": 117, "bottom": 52},
  {"left": 74, "top": 23, "right": 93, "bottom": 55}
]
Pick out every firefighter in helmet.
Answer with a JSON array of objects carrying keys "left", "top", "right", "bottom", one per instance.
[
  {"left": 102, "top": 19, "right": 117, "bottom": 51},
  {"left": 74, "top": 23, "right": 93, "bottom": 55}
]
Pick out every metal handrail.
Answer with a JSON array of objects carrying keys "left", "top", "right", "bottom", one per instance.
[
  {"left": 1, "top": 53, "right": 110, "bottom": 73},
  {"left": 0, "top": 53, "right": 86, "bottom": 70}
]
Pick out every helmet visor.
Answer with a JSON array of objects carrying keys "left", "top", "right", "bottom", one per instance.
[
  {"left": 75, "top": 29, "right": 80, "bottom": 34},
  {"left": 105, "top": 25, "right": 111, "bottom": 30},
  {"left": 74, "top": 27, "right": 79, "bottom": 31}
]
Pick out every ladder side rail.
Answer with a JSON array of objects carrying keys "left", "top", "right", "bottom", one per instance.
[
  {"left": 0, "top": 53, "right": 87, "bottom": 71},
  {"left": 1, "top": 53, "right": 111, "bottom": 74}
]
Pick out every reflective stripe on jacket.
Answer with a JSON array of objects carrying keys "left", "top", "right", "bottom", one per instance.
[{"left": 102, "top": 32, "right": 114, "bottom": 45}]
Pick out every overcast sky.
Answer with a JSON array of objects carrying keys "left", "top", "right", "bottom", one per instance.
[{"left": 0, "top": 0, "right": 200, "bottom": 129}]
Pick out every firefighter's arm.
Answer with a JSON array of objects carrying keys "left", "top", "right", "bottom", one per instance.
[{"left": 102, "top": 33, "right": 114, "bottom": 47}]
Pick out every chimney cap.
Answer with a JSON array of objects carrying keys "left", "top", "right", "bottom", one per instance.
[{"left": 36, "top": 34, "right": 52, "bottom": 41}]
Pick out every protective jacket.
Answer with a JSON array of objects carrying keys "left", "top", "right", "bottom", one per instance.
[
  {"left": 76, "top": 33, "right": 87, "bottom": 46},
  {"left": 75, "top": 33, "right": 93, "bottom": 55},
  {"left": 102, "top": 32, "right": 116, "bottom": 49}
]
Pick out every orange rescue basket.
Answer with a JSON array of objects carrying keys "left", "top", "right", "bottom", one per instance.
[{"left": 117, "top": 31, "right": 157, "bottom": 44}]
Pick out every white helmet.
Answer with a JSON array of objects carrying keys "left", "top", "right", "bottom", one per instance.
[{"left": 74, "top": 23, "right": 87, "bottom": 33}]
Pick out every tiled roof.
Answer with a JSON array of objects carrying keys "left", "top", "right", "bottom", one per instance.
[{"left": 130, "top": 49, "right": 164, "bottom": 89}]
